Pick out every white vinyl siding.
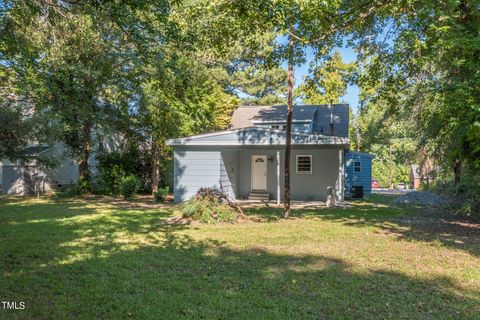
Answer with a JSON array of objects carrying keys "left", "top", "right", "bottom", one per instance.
[{"left": 296, "top": 155, "right": 312, "bottom": 174}]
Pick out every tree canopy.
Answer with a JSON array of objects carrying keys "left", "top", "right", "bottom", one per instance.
[
  {"left": 351, "top": 0, "right": 480, "bottom": 184},
  {"left": 298, "top": 51, "right": 356, "bottom": 104},
  {"left": 1, "top": 0, "right": 479, "bottom": 208}
]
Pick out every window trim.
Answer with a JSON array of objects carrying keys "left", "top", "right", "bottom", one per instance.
[
  {"left": 271, "top": 124, "right": 287, "bottom": 130},
  {"left": 296, "top": 155, "right": 313, "bottom": 174},
  {"left": 354, "top": 161, "right": 361, "bottom": 173}
]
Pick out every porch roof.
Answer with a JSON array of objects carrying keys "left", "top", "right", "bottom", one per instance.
[{"left": 166, "top": 127, "right": 350, "bottom": 146}]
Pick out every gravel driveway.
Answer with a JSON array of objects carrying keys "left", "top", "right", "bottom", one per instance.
[{"left": 372, "top": 188, "right": 413, "bottom": 195}]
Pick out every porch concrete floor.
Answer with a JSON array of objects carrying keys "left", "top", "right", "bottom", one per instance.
[{"left": 236, "top": 199, "right": 329, "bottom": 209}]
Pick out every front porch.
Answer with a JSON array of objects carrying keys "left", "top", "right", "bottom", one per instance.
[
  {"left": 220, "top": 146, "right": 345, "bottom": 203},
  {"left": 235, "top": 199, "right": 330, "bottom": 209},
  {"left": 169, "top": 127, "right": 349, "bottom": 203}
]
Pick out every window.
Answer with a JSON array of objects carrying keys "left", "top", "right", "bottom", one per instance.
[
  {"left": 296, "top": 155, "right": 312, "bottom": 174},
  {"left": 271, "top": 124, "right": 287, "bottom": 130},
  {"left": 354, "top": 161, "right": 361, "bottom": 173}
]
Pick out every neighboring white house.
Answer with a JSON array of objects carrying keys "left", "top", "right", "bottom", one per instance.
[
  {"left": 1, "top": 144, "right": 78, "bottom": 195},
  {"left": 0, "top": 134, "right": 123, "bottom": 195}
]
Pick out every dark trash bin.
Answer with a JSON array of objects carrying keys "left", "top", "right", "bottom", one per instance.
[{"left": 351, "top": 186, "right": 364, "bottom": 199}]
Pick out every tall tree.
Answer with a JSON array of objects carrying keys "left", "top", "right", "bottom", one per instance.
[
  {"left": 297, "top": 50, "right": 356, "bottom": 104},
  {"left": 133, "top": 0, "right": 274, "bottom": 193},
  {"left": 136, "top": 54, "right": 239, "bottom": 193},
  {"left": 284, "top": 19, "right": 294, "bottom": 216},
  {"left": 0, "top": 1, "right": 155, "bottom": 188},
  {"left": 0, "top": 67, "right": 28, "bottom": 160},
  {"left": 226, "top": 32, "right": 288, "bottom": 105},
  {"left": 225, "top": 0, "right": 383, "bottom": 217}
]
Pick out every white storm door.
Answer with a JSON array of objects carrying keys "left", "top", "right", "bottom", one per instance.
[{"left": 251, "top": 155, "right": 267, "bottom": 191}]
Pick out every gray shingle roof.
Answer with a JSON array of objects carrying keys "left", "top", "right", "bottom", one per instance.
[
  {"left": 167, "top": 127, "right": 349, "bottom": 146},
  {"left": 250, "top": 105, "right": 317, "bottom": 123},
  {"left": 312, "top": 104, "right": 349, "bottom": 137},
  {"left": 23, "top": 145, "right": 50, "bottom": 157},
  {"left": 230, "top": 104, "right": 349, "bottom": 137}
]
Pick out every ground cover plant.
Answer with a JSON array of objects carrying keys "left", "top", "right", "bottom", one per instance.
[
  {"left": 154, "top": 186, "right": 170, "bottom": 203},
  {"left": 0, "top": 194, "right": 479, "bottom": 319},
  {"left": 119, "top": 175, "right": 140, "bottom": 200}
]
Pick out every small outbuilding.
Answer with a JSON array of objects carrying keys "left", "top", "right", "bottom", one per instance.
[{"left": 344, "top": 152, "right": 374, "bottom": 198}]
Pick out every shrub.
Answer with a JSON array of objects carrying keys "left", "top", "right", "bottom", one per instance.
[
  {"left": 78, "top": 173, "right": 91, "bottom": 193},
  {"left": 154, "top": 186, "right": 170, "bottom": 203},
  {"left": 96, "top": 150, "right": 151, "bottom": 194},
  {"left": 90, "top": 181, "right": 109, "bottom": 195},
  {"left": 54, "top": 183, "right": 84, "bottom": 198},
  {"left": 431, "top": 175, "right": 480, "bottom": 220},
  {"left": 452, "top": 177, "right": 480, "bottom": 219},
  {"left": 119, "top": 175, "right": 140, "bottom": 200},
  {"left": 96, "top": 156, "right": 127, "bottom": 195},
  {"left": 180, "top": 188, "right": 239, "bottom": 224}
]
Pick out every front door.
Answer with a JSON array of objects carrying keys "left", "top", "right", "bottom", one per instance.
[{"left": 251, "top": 155, "right": 267, "bottom": 191}]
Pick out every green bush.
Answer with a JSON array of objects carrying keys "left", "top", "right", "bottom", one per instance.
[
  {"left": 431, "top": 175, "right": 480, "bottom": 220},
  {"left": 96, "top": 154, "right": 127, "bottom": 195},
  {"left": 180, "top": 188, "right": 238, "bottom": 224},
  {"left": 90, "top": 181, "right": 109, "bottom": 195},
  {"left": 54, "top": 183, "right": 84, "bottom": 198},
  {"left": 154, "top": 186, "right": 170, "bottom": 203},
  {"left": 119, "top": 175, "right": 140, "bottom": 200},
  {"left": 78, "top": 173, "right": 92, "bottom": 193},
  {"left": 96, "top": 150, "right": 151, "bottom": 194}
]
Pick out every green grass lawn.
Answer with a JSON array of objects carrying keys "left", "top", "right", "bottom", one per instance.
[{"left": 1, "top": 194, "right": 479, "bottom": 319}]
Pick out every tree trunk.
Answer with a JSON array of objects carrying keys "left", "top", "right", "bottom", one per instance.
[
  {"left": 389, "top": 144, "right": 393, "bottom": 188},
  {"left": 454, "top": 157, "right": 461, "bottom": 185},
  {"left": 356, "top": 100, "right": 363, "bottom": 151},
  {"left": 284, "top": 24, "right": 294, "bottom": 218},
  {"left": 79, "top": 121, "right": 91, "bottom": 189},
  {"left": 355, "top": 124, "right": 361, "bottom": 152},
  {"left": 151, "top": 141, "right": 161, "bottom": 194}
]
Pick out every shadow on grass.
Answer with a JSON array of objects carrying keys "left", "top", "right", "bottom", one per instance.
[
  {"left": 245, "top": 194, "right": 480, "bottom": 258},
  {"left": 0, "top": 196, "right": 178, "bottom": 274},
  {"left": 0, "top": 195, "right": 174, "bottom": 224},
  {"left": 2, "top": 231, "right": 479, "bottom": 319},
  {"left": 244, "top": 195, "right": 402, "bottom": 222},
  {"left": 1, "top": 196, "right": 479, "bottom": 319}
]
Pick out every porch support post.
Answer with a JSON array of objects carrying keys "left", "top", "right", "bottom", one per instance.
[
  {"left": 276, "top": 150, "right": 280, "bottom": 206},
  {"left": 337, "top": 148, "right": 344, "bottom": 203}
]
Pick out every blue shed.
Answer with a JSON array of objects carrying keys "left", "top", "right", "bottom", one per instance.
[{"left": 345, "top": 151, "right": 374, "bottom": 197}]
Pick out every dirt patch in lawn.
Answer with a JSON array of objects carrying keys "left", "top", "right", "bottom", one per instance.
[
  {"left": 237, "top": 200, "right": 328, "bottom": 210},
  {"left": 78, "top": 194, "right": 176, "bottom": 210},
  {"left": 379, "top": 208, "right": 480, "bottom": 257}
]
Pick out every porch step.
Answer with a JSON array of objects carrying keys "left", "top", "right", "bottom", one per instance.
[{"left": 248, "top": 191, "right": 270, "bottom": 200}]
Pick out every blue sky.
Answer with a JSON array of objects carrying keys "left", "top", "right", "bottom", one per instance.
[{"left": 284, "top": 45, "right": 360, "bottom": 111}]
